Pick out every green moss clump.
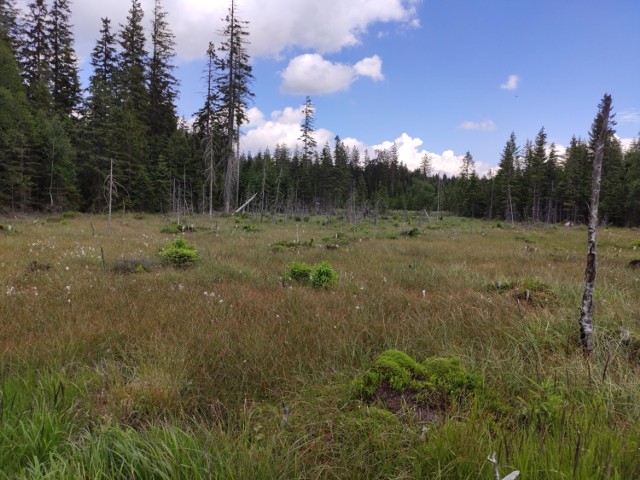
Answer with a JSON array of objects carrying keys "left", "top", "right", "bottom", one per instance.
[{"left": 353, "top": 349, "right": 480, "bottom": 405}]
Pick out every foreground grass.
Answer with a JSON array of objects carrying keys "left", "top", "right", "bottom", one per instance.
[{"left": 1, "top": 212, "right": 640, "bottom": 478}]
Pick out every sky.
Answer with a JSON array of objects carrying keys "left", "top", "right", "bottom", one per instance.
[{"left": 20, "top": 0, "right": 640, "bottom": 176}]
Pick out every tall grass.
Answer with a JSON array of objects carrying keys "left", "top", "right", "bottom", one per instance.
[{"left": 1, "top": 213, "right": 640, "bottom": 477}]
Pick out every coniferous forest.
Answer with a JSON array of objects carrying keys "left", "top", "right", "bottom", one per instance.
[{"left": 1, "top": 0, "right": 640, "bottom": 225}]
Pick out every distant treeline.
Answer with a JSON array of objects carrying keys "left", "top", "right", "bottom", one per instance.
[{"left": 1, "top": 0, "right": 639, "bottom": 225}]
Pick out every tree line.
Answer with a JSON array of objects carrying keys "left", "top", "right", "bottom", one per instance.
[{"left": 1, "top": 0, "right": 639, "bottom": 225}]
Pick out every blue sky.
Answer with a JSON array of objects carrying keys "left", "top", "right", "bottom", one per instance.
[{"left": 26, "top": 0, "right": 640, "bottom": 175}]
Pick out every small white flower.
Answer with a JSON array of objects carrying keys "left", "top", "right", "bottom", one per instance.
[
  {"left": 218, "top": 299, "right": 224, "bottom": 304},
  {"left": 178, "top": 284, "right": 184, "bottom": 291},
  {"left": 422, "top": 290, "right": 426, "bottom": 297},
  {"left": 204, "top": 291, "right": 209, "bottom": 296},
  {"left": 65, "top": 266, "right": 69, "bottom": 271},
  {"left": 65, "top": 285, "right": 71, "bottom": 293}
]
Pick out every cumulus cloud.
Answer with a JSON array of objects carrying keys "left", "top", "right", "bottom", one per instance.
[
  {"left": 458, "top": 120, "right": 497, "bottom": 131},
  {"left": 371, "top": 133, "right": 490, "bottom": 176},
  {"left": 500, "top": 74, "right": 520, "bottom": 91},
  {"left": 617, "top": 136, "right": 637, "bottom": 152},
  {"left": 353, "top": 55, "right": 384, "bottom": 81},
  {"left": 17, "top": 0, "right": 419, "bottom": 63},
  {"left": 280, "top": 54, "right": 384, "bottom": 95},
  {"left": 241, "top": 104, "right": 332, "bottom": 154},
  {"left": 241, "top": 107, "right": 472, "bottom": 175}
]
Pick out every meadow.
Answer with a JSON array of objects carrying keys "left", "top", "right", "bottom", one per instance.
[{"left": 1, "top": 212, "right": 640, "bottom": 479}]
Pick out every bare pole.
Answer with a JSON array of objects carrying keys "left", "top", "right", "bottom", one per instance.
[
  {"left": 579, "top": 94, "right": 612, "bottom": 355},
  {"left": 108, "top": 158, "right": 113, "bottom": 232}
]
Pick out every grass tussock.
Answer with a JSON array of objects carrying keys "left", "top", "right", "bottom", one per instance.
[{"left": 1, "top": 213, "right": 640, "bottom": 478}]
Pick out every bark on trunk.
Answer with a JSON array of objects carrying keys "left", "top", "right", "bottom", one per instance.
[{"left": 579, "top": 95, "right": 612, "bottom": 355}]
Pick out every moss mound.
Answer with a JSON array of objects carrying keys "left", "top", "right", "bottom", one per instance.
[{"left": 353, "top": 350, "right": 481, "bottom": 420}]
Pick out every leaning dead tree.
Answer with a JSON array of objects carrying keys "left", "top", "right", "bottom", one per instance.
[{"left": 579, "top": 94, "right": 613, "bottom": 355}]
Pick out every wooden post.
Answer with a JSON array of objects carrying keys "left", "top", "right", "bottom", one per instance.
[{"left": 579, "top": 94, "right": 612, "bottom": 355}]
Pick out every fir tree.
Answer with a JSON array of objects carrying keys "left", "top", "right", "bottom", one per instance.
[
  {"left": 118, "top": 0, "right": 148, "bottom": 117},
  {"left": 78, "top": 17, "right": 118, "bottom": 210},
  {"left": 217, "top": 0, "right": 253, "bottom": 213},
  {"left": 20, "top": 0, "right": 51, "bottom": 111},
  {"left": 48, "top": 0, "right": 80, "bottom": 117},
  {"left": 299, "top": 96, "right": 317, "bottom": 162},
  {"left": 0, "top": 32, "right": 36, "bottom": 210},
  {"left": 148, "top": 0, "right": 178, "bottom": 143}
]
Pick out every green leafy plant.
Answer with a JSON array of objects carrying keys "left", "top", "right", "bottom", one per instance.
[
  {"left": 399, "top": 227, "right": 420, "bottom": 237},
  {"left": 310, "top": 261, "right": 339, "bottom": 289},
  {"left": 289, "top": 261, "right": 312, "bottom": 281},
  {"left": 160, "top": 238, "right": 200, "bottom": 267},
  {"left": 161, "top": 223, "right": 182, "bottom": 234}
]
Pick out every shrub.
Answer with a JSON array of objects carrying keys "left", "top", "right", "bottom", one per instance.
[
  {"left": 160, "top": 223, "right": 182, "bottom": 234},
  {"left": 310, "top": 261, "right": 338, "bottom": 289},
  {"left": 160, "top": 238, "right": 200, "bottom": 267},
  {"left": 289, "top": 261, "right": 312, "bottom": 281},
  {"left": 399, "top": 227, "right": 420, "bottom": 237}
]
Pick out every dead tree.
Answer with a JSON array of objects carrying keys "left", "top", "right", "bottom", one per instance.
[{"left": 579, "top": 94, "right": 613, "bottom": 355}]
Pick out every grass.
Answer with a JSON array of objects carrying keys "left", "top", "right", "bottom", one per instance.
[{"left": 1, "top": 213, "right": 640, "bottom": 478}]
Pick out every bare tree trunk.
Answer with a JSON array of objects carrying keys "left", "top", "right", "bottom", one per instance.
[
  {"left": 108, "top": 158, "right": 113, "bottom": 233},
  {"left": 579, "top": 94, "right": 612, "bottom": 355},
  {"left": 49, "top": 138, "right": 56, "bottom": 207}
]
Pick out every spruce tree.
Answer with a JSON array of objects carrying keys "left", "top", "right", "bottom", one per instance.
[
  {"left": 217, "top": 0, "right": 253, "bottom": 213},
  {"left": 494, "top": 132, "right": 518, "bottom": 223},
  {"left": 148, "top": 0, "right": 178, "bottom": 143},
  {"left": 20, "top": 0, "right": 51, "bottom": 111},
  {"left": 0, "top": 32, "right": 36, "bottom": 210},
  {"left": 0, "top": 0, "right": 21, "bottom": 49},
  {"left": 624, "top": 139, "right": 640, "bottom": 225},
  {"left": 560, "top": 136, "right": 590, "bottom": 223},
  {"left": 194, "top": 42, "right": 225, "bottom": 216},
  {"left": 299, "top": 96, "right": 317, "bottom": 162},
  {"left": 48, "top": 0, "right": 80, "bottom": 117},
  {"left": 78, "top": 17, "right": 118, "bottom": 210},
  {"left": 118, "top": 0, "right": 148, "bottom": 117},
  {"left": 115, "top": 0, "right": 151, "bottom": 210}
]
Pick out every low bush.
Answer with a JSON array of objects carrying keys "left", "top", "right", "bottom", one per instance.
[
  {"left": 160, "top": 238, "right": 200, "bottom": 267},
  {"left": 289, "top": 261, "right": 312, "bottom": 281},
  {"left": 310, "top": 261, "right": 339, "bottom": 289}
]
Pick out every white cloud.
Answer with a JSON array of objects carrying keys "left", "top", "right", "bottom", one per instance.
[
  {"left": 280, "top": 54, "right": 384, "bottom": 95},
  {"left": 241, "top": 104, "right": 332, "bottom": 154},
  {"left": 241, "top": 107, "right": 483, "bottom": 177},
  {"left": 617, "top": 136, "right": 637, "bottom": 152},
  {"left": 458, "top": 120, "right": 497, "bottom": 131},
  {"left": 18, "top": 0, "right": 419, "bottom": 63},
  {"left": 354, "top": 55, "right": 384, "bottom": 81},
  {"left": 372, "top": 133, "right": 491, "bottom": 176},
  {"left": 500, "top": 74, "right": 520, "bottom": 91},
  {"left": 619, "top": 110, "right": 640, "bottom": 124}
]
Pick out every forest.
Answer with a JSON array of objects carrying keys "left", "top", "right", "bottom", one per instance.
[{"left": 1, "top": 0, "right": 639, "bottom": 225}]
